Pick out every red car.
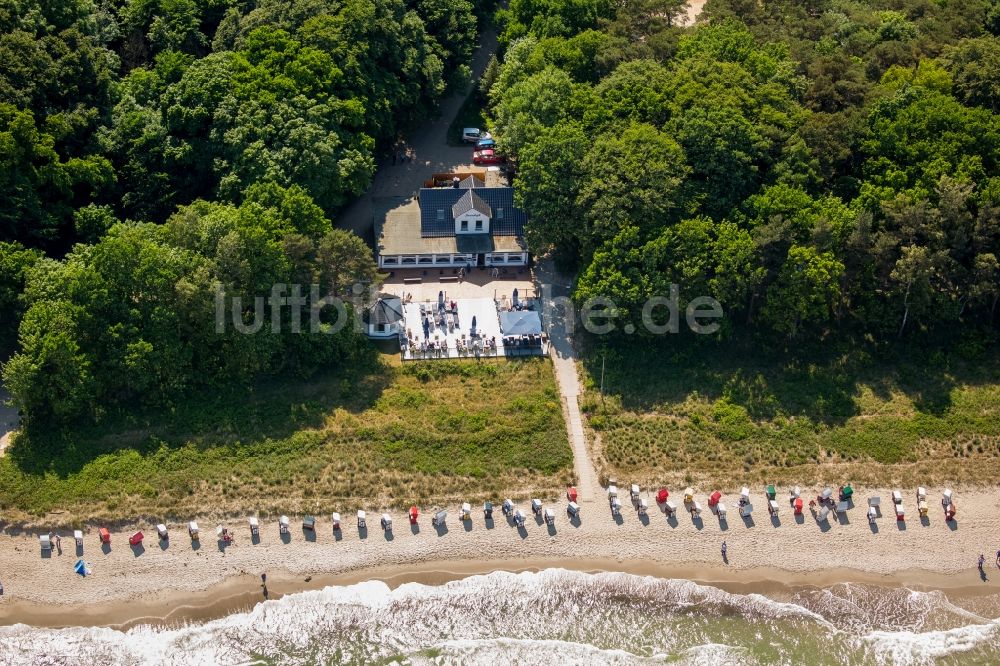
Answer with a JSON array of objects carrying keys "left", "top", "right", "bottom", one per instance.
[{"left": 473, "top": 148, "right": 504, "bottom": 165}]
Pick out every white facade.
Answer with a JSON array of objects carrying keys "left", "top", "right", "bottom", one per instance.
[
  {"left": 379, "top": 253, "right": 477, "bottom": 269},
  {"left": 379, "top": 251, "right": 528, "bottom": 269},
  {"left": 485, "top": 251, "right": 529, "bottom": 266},
  {"left": 454, "top": 209, "right": 489, "bottom": 234},
  {"left": 366, "top": 320, "right": 403, "bottom": 339}
]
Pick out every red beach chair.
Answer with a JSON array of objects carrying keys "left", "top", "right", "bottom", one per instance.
[
  {"left": 656, "top": 488, "right": 669, "bottom": 505},
  {"left": 98, "top": 527, "right": 111, "bottom": 544},
  {"left": 409, "top": 506, "right": 419, "bottom": 525},
  {"left": 566, "top": 487, "right": 578, "bottom": 503},
  {"left": 128, "top": 531, "right": 144, "bottom": 546}
]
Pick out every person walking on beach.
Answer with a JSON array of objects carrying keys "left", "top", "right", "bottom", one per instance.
[
  {"left": 721, "top": 541, "right": 728, "bottom": 563},
  {"left": 979, "top": 554, "right": 986, "bottom": 572}
]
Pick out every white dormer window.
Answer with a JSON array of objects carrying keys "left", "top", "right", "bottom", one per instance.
[
  {"left": 461, "top": 220, "right": 468, "bottom": 231},
  {"left": 437, "top": 209, "right": 445, "bottom": 221},
  {"left": 496, "top": 207, "right": 504, "bottom": 220},
  {"left": 475, "top": 220, "right": 483, "bottom": 231}
]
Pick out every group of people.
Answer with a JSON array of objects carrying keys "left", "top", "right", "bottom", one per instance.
[{"left": 977, "top": 552, "right": 1000, "bottom": 572}]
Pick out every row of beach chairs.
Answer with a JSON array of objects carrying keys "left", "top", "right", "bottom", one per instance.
[{"left": 38, "top": 485, "right": 958, "bottom": 553}]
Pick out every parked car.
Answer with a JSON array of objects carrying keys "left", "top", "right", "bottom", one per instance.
[
  {"left": 473, "top": 148, "right": 504, "bottom": 165},
  {"left": 475, "top": 138, "right": 496, "bottom": 150},
  {"left": 462, "top": 128, "right": 492, "bottom": 143}
]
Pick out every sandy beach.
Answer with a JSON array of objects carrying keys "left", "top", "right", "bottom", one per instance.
[{"left": 1, "top": 486, "right": 997, "bottom": 629}]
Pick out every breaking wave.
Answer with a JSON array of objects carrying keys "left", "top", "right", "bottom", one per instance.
[{"left": 0, "top": 569, "right": 997, "bottom": 665}]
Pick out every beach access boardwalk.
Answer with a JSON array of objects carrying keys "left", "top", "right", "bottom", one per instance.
[{"left": 535, "top": 259, "right": 602, "bottom": 503}]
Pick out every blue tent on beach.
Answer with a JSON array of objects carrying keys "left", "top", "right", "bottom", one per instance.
[{"left": 75, "top": 559, "right": 91, "bottom": 577}]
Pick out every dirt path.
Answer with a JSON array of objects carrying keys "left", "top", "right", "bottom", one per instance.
[
  {"left": 535, "top": 260, "right": 602, "bottom": 503},
  {"left": 335, "top": 27, "right": 499, "bottom": 241},
  {"left": 334, "top": 23, "right": 606, "bottom": 501},
  {"left": 0, "top": 385, "right": 18, "bottom": 455}
]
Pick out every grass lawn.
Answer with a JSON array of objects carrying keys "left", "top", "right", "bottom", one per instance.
[
  {"left": 578, "top": 336, "right": 1000, "bottom": 489},
  {"left": 0, "top": 356, "right": 571, "bottom": 525}
]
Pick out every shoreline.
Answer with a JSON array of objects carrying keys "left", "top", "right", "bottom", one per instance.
[
  {"left": 4, "top": 557, "right": 999, "bottom": 631},
  {"left": 1, "top": 485, "right": 998, "bottom": 631}
]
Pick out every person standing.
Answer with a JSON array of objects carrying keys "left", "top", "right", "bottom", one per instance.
[
  {"left": 979, "top": 553, "right": 986, "bottom": 572},
  {"left": 721, "top": 541, "right": 728, "bottom": 562}
]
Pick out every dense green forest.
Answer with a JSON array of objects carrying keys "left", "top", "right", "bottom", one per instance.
[
  {"left": 487, "top": 0, "right": 1000, "bottom": 344},
  {"left": 1, "top": 0, "right": 485, "bottom": 422}
]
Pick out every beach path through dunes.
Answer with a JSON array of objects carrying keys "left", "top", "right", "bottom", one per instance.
[{"left": 536, "top": 260, "right": 602, "bottom": 502}]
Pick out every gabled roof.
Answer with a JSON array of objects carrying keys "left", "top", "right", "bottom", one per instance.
[
  {"left": 452, "top": 190, "right": 492, "bottom": 219},
  {"left": 418, "top": 186, "right": 527, "bottom": 237},
  {"left": 367, "top": 295, "right": 404, "bottom": 326},
  {"left": 458, "top": 175, "right": 481, "bottom": 189}
]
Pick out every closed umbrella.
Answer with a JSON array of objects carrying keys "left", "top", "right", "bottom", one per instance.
[
  {"left": 471, "top": 315, "right": 477, "bottom": 337},
  {"left": 512, "top": 288, "right": 519, "bottom": 306}
]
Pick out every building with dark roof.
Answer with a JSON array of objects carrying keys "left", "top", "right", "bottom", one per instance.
[
  {"left": 363, "top": 294, "right": 404, "bottom": 339},
  {"left": 376, "top": 172, "right": 529, "bottom": 270}
]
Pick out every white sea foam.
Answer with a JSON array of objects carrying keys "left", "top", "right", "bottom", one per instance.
[
  {"left": 0, "top": 569, "right": 995, "bottom": 665},
  {"left": 862, "top": 619, "right": 1000, "bottom": 665}
]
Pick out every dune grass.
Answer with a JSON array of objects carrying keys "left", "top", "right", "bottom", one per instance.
[
  {"left": 0, "top": 356, "right": 571, "bottom": 526},
  {"left": 578, "top": 336, "right": 1000, "bottom": 489}
]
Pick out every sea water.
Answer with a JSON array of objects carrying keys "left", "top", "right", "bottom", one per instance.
[{"left": 1, "top": 569, "right": 998, "bottom": 665}]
